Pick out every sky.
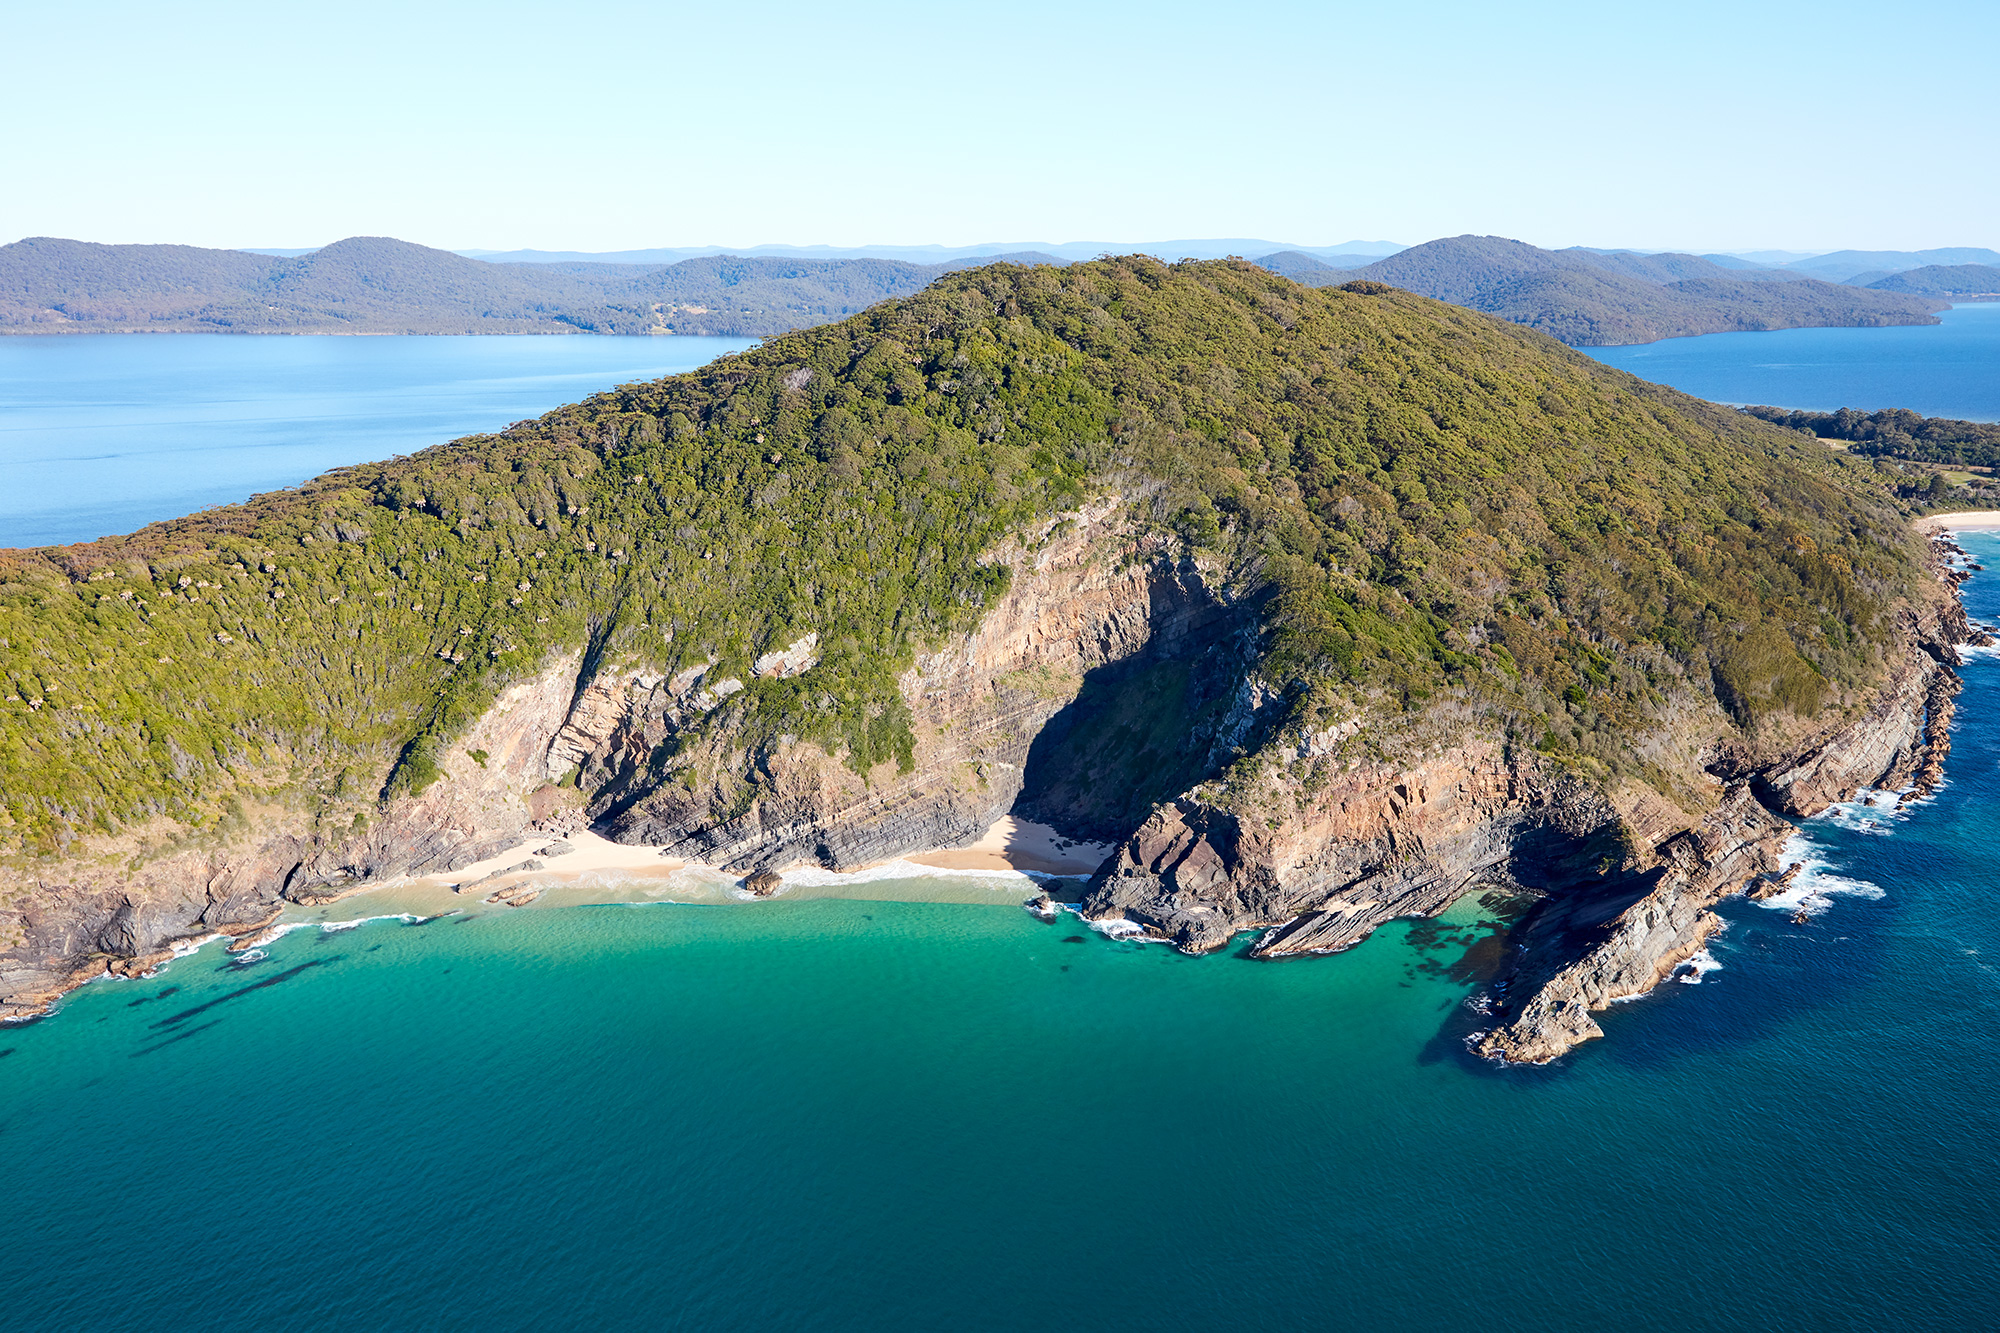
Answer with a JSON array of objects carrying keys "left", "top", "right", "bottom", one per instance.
[{"left": 6, "top": 0, "right": 1996, "bottom": 255}]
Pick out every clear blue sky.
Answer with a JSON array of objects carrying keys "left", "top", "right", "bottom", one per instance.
[{"left": 7, "top": 0, "right": 1994, "bottom": 254}]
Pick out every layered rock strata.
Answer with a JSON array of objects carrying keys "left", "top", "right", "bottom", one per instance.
[
  {"left": 0, "top": 514, "right": 1975, "bottom": 1069},
  {"left": 1, "top": 501, "right": 1251, "bottom": 1018}
]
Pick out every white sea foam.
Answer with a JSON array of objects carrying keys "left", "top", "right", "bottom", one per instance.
[
  {"left": 1810, "top": 788, "right": 1913, "bottom": 836},
  {"left": 318, "top": 912, "right": 421, "bottom": 933},
  {"left": 1759, "top": 832, "right": 1886, "bottom": 916},
  {"left": 775, "top": 858, "right": 1040, "bottom": 888},
  {"left": 1674, "top": 949, "right": 1723, "bottom": 984},
  {"left": 1082, "top": 915, "right": 1152, "bottom": 941}
]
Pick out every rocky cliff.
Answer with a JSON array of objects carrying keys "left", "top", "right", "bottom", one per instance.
[
  {"left": 1076, "top": 540, "right": 1972, "bottom": 1063},
  {"left": 0, "top": 259, "right": 1970, "bottom": 1064},
  {"left": 3, "top": 515, "right": 1971, "bottom": 1060},
  {"left": 0, "top": 497, "right": 1258, "bottom": 1018}
]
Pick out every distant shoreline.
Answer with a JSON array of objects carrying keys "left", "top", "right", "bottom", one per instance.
[{"left": 1914, "top": 511, "right": 2000, "bottom": 531}]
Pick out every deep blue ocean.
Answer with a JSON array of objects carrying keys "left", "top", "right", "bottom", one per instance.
[
  {"left": 0, "top": 334, "right": 754, "bottom": 549},
  {"left": 4, "top": 320, "right": 2000, "bottom": 1330}
]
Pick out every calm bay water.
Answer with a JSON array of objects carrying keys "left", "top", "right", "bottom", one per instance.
[
  {"left": 0, "top": 334, "right": 754, "bottom": 549},
  {"left": 1584, "top": 302, "right": 2000, "bottom": 421},
  {"left": 4, "top": 538, "right": 1999, "bottom": 1330}
]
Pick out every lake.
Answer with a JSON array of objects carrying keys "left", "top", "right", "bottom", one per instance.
[{"left": 0, "top": 334, "right": 754, "bottom": 548}]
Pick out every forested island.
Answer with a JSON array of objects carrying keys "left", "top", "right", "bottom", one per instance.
[
  {"left": 0, "top": 260, "right": 1971, "bottom": 1067},
  {"left": 1866, "top": 264, "right": 2000, "bottom": 299}
]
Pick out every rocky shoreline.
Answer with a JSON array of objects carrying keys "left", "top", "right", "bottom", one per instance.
[{"left": 1, "top": 516, "right": 1984, "bottom": 1071}]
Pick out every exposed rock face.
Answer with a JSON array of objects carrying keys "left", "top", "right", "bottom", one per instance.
[
  {"left": 580, "top": 498, "right": 1264, "bottom": 873},
  {"left": 1080, "top": 742, "right": 1583, "bottom": 955},
  {"left": 0, "top": 656, "right": 583, "bottom": 1019},
  {"left": 1472, "top": 784, "right": 1792, "bottom": 1064},
  {"left": 1751, "top": 615, "right": 1958, "bottom": 817},
  {"left": 2, "top": 500, "right": 1250, "bottom": 1018},
  {"left": 1074, "top": 567, "right": 1969, "bottom": 1063},
  {"left": 0, "top": 507, "right": 1974, "bottom": 1065}
]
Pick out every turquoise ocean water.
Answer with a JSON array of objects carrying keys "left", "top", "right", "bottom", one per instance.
[
  {"left": 5, "top": 317, "right": 2000, "bottom": 1329},
  {"left": 0, "top": 334, "right": 754, "bottom": 549},
  {"left": 3, "top": 537, "right": 1997, "bottom": 1331}
]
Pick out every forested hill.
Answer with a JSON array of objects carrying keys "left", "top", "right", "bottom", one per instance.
[
  {"left": 0, "top": 258, "right": 1933, "bottom": 862},
  {"left": 1866, "top": 264, "right": 2000, "bottom": 299},
  {"left": 1335, "top": 236, "right": 1946, "bottom": 345},
  {"left": 0, "top": 237, "right": 1064, "bottom": 338}
]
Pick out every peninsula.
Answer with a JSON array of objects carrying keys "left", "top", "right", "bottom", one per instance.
[{"left": 0, "top": 260, "right": 1971, "bottom": 1063}]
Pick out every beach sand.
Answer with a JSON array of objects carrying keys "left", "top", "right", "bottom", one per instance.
[
  {"left": 376, "top": 815, "right": 1112, "bottom": 906},
  {"left": 1915, "top": 511, "right": 2000, "bottom": 532},
  {"left": 902, "top": 816, "right": 1115, "bottom": 876}
]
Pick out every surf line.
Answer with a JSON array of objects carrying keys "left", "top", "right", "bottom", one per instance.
[{"left": 147, "top": 959, "right": 335, "bottom": 1030}]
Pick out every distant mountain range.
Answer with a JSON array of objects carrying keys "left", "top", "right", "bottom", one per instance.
[
  {"left": 1256, "top": 236, "right": 1948, "bottom": 345},
  {"left": 1776, "top": 247, "right": 2000, "bottom": 285},
  {"left": 0, "top": 236, "right": 1062, "bottom": 337},
  {"left": 0, "top": 232, "right": 1969, "bottom": 347},
  {"left": 443, "top": 239, "right": 1405, "bottom": 266}
]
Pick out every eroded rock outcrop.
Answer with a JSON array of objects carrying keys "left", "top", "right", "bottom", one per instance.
[
  {"left": 0, "top": 655, "right": 583, "bottom": 1019},
  {"left": 0, "top": 504, "right": 1975, "bottom": 1062}
]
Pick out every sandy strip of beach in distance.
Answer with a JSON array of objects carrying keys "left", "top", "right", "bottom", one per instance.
[
  {"left": 902, "top": 816, "right": 1115, "bottom": 876},
  {"left": 1915, "top": 511, "right": 2000, "bottom": 532}
]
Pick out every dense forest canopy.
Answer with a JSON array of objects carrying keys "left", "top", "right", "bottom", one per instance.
[
  {"left": 1743, "top": 404, "right": 2000, "bottom": 467},
  {"left": 0, "top": 260, "right": 1928, "bottom": 863}
]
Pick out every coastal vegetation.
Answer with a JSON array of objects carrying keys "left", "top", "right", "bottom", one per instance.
[
  {"left": 1744, "top": 405, "right": 2000, "bottom": 469},
  {"left": 0, "top": 259, "right": 1933, "bottom": 861}
]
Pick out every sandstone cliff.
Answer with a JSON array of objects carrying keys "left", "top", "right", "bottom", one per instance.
[{"left": 0, "top": 515, "right": 1975, "bottom": 1063}]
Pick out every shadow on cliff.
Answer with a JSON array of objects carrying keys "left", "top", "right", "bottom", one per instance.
[{"left": 1012, "top": 582, "right": 1269, "bottom": 845}]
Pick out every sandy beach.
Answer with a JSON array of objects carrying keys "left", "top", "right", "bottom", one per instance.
[
  {"left": 1915, "top": 510, "right": 2000, "bottom": 532},
  {"left": 393, "top": 815, "right": 1113, "bottom": 902},
  {"left": 902, "top": 816, "right": 1115, "bottom": 876}
]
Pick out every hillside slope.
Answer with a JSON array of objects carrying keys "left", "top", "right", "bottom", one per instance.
[
  {"left": 0, "top": 259, "right": 1966, "bottom": 1062},
  {"left": 1867, "top": 264, "right": 2000, "bottom": 298},
  {"left": 0, "top": 236, "right": 1058, "bottom": 338},
  {"left": 1343, "top": 236, "right": 1946, "bottom": 345}
]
